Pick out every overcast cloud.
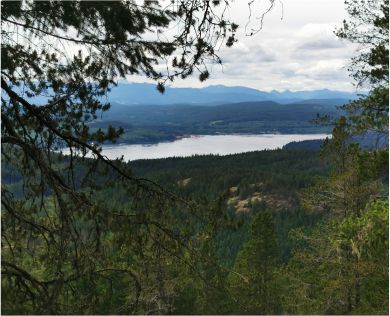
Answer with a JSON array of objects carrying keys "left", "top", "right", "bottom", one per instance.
[{"left": 126, "top": 0, "right": 360, "bottom": 92}]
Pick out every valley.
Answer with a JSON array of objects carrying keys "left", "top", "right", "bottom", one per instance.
[{"left": 91, "top": 99, "right": 344, "bottom": 144}]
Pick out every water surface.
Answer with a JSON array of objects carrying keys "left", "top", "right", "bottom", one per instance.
[{"left": 98, "top": 134, "right": 329, "bottom": 161}]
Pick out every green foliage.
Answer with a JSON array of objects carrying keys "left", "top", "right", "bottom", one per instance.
[
  {"left": 343, "top": 86, "right": 388, "bottom": 133},
  {"left": 336, "top": 0, "right": 389, "bottom": 87},
  {"left": 338, "top": 200, "right": 388, "bottom": 261},
  {"left": 336, "top": 0, "right": 388, "bottom": 134},
  {"left": 303, "top": 118, "right": 385, "bottom": 218},
  {"left": 281, "top": 2, "right": 389, "bottom": 308},
  {"left": 286, "top": 111, "right": 388, "bottom": 315},
  {"left": 2, "top": 145, "right": 328, "bottom": 314},
  {"left": 280, "top": 1, "right": 389, "bottom": 308},
  {"left": 228, "top": 210, "right": 281, "bottom": 314},
  {"left": 281, "top": 200, "right": 388, "bottom": 315},
  {"left": 1, "top": 1, "right": 245, "bottom": 313},
  {"left": 1, "top": 0, "right": 388, "bottom": 314}
]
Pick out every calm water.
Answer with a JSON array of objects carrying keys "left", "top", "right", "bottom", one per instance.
[{"left": 97, "top": 134, "right": 329, "bottom": 161}]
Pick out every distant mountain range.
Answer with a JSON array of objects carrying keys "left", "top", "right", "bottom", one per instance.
[
  {"left": 107, "top": 83, "right": 361, "bottom": 106},
  {"left": 21, "top": 82, "right": 361, "bottom": 106}
]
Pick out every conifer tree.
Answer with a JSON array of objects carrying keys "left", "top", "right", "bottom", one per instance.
[
  {"left": 228, "top": 210, "right": 281, "bottom": 314},
  {"left": 1, "top": 1, "right": 269, "bottom": 313},
  {"left": 280, "top": 1, "right": 389, "bottom": 313}
]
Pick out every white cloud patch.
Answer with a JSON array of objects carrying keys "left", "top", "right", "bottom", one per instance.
[
  {"left": 298, "top": 38, "right": 344, "bottom": 50},
  {"left": 126, "top": 0, "right": 360, "bottom": 92},
  {"left": 219, "top": 41, "right": 277, "bottom": 66},
  {"left": 294, "top": 59, "right": 348, "bottom": 79}
]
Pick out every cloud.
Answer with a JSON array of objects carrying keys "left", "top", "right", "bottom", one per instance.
[
  {"left": 125, "top": 0, "right": 359, "bottom": 92},
  {"left": 297, "top": 23, "right": 337, "bottom": 38},
  {"left": 294, "top": 59, "right": 349, "bottom": 79},
  {"left": 298, "top": 38, "right": 344, "bottom": 50},
  {"left": 220, "top": 43, "right": 277, "bottom": 64}
]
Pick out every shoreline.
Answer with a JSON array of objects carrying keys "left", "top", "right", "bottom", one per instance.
[
  {"left": 99, "top": 134, "right": 330, "bottom": 161},
  {"left": 108, "top": 131, "right": 330, "bottom": 147}
]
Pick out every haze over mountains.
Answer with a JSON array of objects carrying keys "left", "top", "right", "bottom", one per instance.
[
  {"left": 23, "top": 82, "right": 361, "bottom": 144},
  {"left": 23, "top": 82, "right": 360, "bottom": 107},
  {"left": 85, "top": 83, "right": 360, "bottom": 144},
  {"left": 108, "top": 83, "right": 360, "bottom": 106}
]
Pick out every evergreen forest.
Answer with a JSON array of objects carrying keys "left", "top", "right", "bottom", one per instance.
[{"left": 1, "top": 0, "right": 388, "bottom": 314}]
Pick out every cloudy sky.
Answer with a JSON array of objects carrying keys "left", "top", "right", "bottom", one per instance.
[{"left": 127, "top": 0, "right": 359, "bottom": 92}]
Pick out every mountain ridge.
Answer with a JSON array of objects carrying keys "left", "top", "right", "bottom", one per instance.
[{"left": 108, "top": 82, "right": 361, "bottom": 106}]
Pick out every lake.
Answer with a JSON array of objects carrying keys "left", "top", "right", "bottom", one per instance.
[{"left": 97, "top": 134, "right": 329, "bottom": 161}]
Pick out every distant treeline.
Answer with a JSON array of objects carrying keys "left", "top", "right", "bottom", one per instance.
[{"left": 90, "top": 100, "right": 344, "bottom": 144}]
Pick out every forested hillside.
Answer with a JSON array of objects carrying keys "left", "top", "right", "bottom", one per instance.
[
  {"left": 1, "top": 0, "right": 388, "bottom": 315},
  {"left": 3, "top": 142, "right": 387, "bottom": 314},
  {"left": 91, "top": 100, "right": 341, "bottom": 143}
]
